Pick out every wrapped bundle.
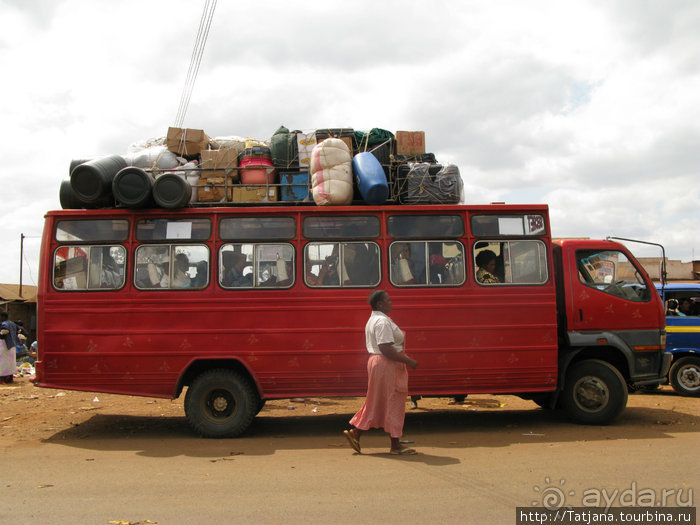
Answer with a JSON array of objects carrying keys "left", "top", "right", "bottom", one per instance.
[
  {"left": 309, "top": 138, "right": 353, "bottom": 206},
  {"left": 126, "top": 146, "right": 180, "bottom": 173}
]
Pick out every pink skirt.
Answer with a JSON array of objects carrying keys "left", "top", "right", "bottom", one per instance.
[{"left": 349, "top": 354, "right": 408, "bottom": 438}]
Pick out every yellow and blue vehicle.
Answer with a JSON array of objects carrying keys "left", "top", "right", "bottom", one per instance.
[{"left": 655, "top": 282, "right": 700, "bottom": 396}]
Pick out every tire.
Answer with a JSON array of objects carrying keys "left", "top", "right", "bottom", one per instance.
[
  {"left": 669, "top": 356, "right": 700, "bottom": 397},
  {"left": 184, "top": 369, "right": 259, "bottom": 438},
  {"left": 562, "top": 359, "right": 628, "bottom": 425},
  {"left": 254, "top": 398, "right": 267, "bottom": 415}
]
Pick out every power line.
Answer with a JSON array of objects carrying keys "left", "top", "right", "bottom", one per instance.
[
  {"left": 22, "top": 251, "right": 37, "bottom": 287},
  {"left": 174, "top": 0, "right": 218, "bottom": 128}
]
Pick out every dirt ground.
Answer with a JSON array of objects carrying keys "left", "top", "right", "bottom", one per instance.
[
  {"left": 1, "top": 375, "right": 697, "bottom": 443},
  {"left": 2, "top": 376, "right": 698, "bottom": 524}
]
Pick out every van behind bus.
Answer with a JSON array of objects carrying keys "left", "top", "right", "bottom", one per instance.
[{"left": 654, "top": 282, "right": 700, "bottom": 396}]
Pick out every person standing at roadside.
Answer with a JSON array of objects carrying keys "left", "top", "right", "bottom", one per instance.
[
  {"left": 0, "top": 312, "right": 20, "bottom": 384},
  {"left": 344, "top": 290, "right": 419, "bottom": 455}
]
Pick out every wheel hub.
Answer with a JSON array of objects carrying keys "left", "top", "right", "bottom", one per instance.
[
  {"left": 212, "top": 395, "right": 229, "bottom": 412},
  {"left": 679, "top": 366, "right": 700, "bottom": 389},
  {"left": 206, "top": 388, "right": 235, "bottom": 419},
  {"left": 573, "top": 376, "right": 609, "bottom": 412}
]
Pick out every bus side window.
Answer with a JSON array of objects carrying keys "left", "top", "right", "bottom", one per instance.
[
  {"left": 391, "top": 241, "right": 465, "bottom": 287},
  {"left": 256, "top": 244, "right": 294, "bottom": 288},
  {"left": 305, "top": 243, "right": 341, "bottom": 286},
  {"left": 220, "top": 243, "right": 294, "bottom": 289},
  {"left": 342, "top": 242, "right": 380, "bottom": 286},
  {"left": 135, "top": 245, "right": 209, "bottom": 290},
  {"left": 54, "top": 248, "right": 88, "bottom": 290},
  {"left": 220, "top": 245, "right": 254, "bottom": 288},
  {"left": 53, "top": 245, "right": 125, "bottom": 291},
  {"left": 135, "top": 246, "right": 170, "bottom": 289},
  {"left": 390, "top": 242, "right": 422, "bottom": 285},
  {"left": 305, "top": 242, "right": 380, "bottom": 288},
  {"left": 428, "top": 242, "right": 465, "bottom": 285},
  {"left": 88, "top": 246, "right": 126, "bottom": 289},
  {"left": 474, "top": 240, "right": 548, "bottom": 285}
]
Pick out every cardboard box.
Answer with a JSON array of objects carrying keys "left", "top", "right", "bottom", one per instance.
[
  {"left": 54, "top": 256, "right": 87, "bottom": 290},
  {"left": 232, "top": 186, "right": 278, "bottom": 203},
  {"left": 280, "top": 172, "right": 309, "bottom": 201},
  {"left": 201, "top": 148, "right": 239, "bottom": 181},
  {"left": 297, "top": 132, "right": 317, "bottom": 169},
  {"left": 315, "top": 129, "right": 354, "bottom": 155},
  {"left": 166, "top": 127, "right": 211, "bottom": 156},
  {"left": 395, "top": 131, "right": 426, "bottom": 155},
  {"left": 197, "top": 177, "right": 232, "bottom": 202}
]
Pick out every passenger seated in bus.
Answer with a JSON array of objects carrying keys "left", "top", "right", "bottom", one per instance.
[
  {"left": 161, "top": 253, "right": 191, "bottom": 288},
  {"left": 306, "top": 258, "right": 331, "bottom": 286},
  {"left": 344, "top": 243, "right": 378, "bottom": 286},
  {"left": 429, "top": 253, "right": 448, "bottom": 284},
  {"left": 278, "top": 260, "right": 295, "bottom": 287},
  {"left": 475, "top": 250, "right": 500, "bottom": 284},
  {"left": 323, "top": 246, "right": 342, "bottom": 285},
  {"left": 190, "top": 260, "right": 208, "bottom": 288},
  {"left": 222, "top": 252, "right": 253, "bottom": 287},
  {"left": 428, "top": 242, "right": 449, "bottom": 284},
  {"left": 392, "top": 243, "right": 416, "bottom": 285},
  {"left": 135, "top": 266, "right": 153, "bottom": 288},
  {"left": 97, "top": 247, "right": 122, "bottom": 288},
  {"left": 260, "top": 260, "right": 294, "bottom": 287}
]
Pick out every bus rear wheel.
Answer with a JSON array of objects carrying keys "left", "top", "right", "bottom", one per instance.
[
  {"left": 185, "top": 369, "right": 258, "bottom": 438},
  {"left": 669, "top": 356, "right": 700, "bottom": 397},
  {"left": 562, "top": 359, "right": 627, "bottom": 425}
]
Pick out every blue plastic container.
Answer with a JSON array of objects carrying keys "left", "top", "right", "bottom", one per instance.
[
  {"left": 280, "top": 172, "right": 309, "bottom": 201},
  {"left": 352, "top": 152, "right": 388, "bottom": 205}
]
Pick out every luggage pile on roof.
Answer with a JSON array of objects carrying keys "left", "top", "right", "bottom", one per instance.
[{"left": 60, "top": 126, "right": 463, "bottom": 210}]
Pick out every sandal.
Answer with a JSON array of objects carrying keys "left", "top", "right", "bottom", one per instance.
[
  {"left": 390, "top": 447, "right": 417, "bottom": 455},
  {"left": 343, "top": 430, "right": 361, "bottom": 454}
]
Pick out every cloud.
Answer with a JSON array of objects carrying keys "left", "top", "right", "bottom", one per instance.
[{"left": 1, "top": 0, "right": 699, "bottom": 286}]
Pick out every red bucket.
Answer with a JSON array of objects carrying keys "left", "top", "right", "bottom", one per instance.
[{"left": 240, "top": 155, "right": 275, "bottom": 184}]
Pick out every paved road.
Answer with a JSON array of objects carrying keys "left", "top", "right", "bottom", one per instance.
[{"left": 4, "top": 392, "right": 698, "bottom": 524}]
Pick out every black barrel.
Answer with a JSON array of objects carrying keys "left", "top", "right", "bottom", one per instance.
[
  {"left": 59, "top": 180, "right": 113, "bottom": 209},
  {"left": 58, "top": 180, "right": 114, "bottom": 210},
  {"left": 153, "top": 173, "right": 192, "bottom": 209},
  {"left": 112, "top": 167, "right": 155, "bottom": 208},
  {"left": 70, "top": 154, "right": 127, "bottom": 204},
  {"left": 59, "top": 180, "right": 85, "bottom": 209},
  {"left": 68, "top": 157, "right": 96, "bottom": 175}
]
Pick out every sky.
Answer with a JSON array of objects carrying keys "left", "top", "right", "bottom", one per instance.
[{"left": 1, "top": 0, "right": 699, "bottom": 286}]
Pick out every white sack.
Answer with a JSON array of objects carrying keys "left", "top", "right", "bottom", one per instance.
[
  {"left": 126, "top": 146, "right": 180, "bottom": 172},
  {"left": 309, "top": 138, "right": 351, "bottom": 173},
  {"left": 210, "top": 136, "right": 247, "bottom": 153},
  {"left": 311, "top": 164, "right": 352, "bottom": 186},
  {"left": 312, "top": 180, "right": 353, "bottom": 206}
]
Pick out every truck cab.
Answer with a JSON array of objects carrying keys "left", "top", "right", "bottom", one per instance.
[
  {"left": 551, "top": 239, "right": 671, "bottom": 421},
  {"left": 655, "top": 282, "right": 700, "bottom": 396}
]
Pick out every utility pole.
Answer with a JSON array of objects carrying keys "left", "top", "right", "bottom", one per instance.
[{"left": 19, "top": 233, "right": 24, "bottom": 298}]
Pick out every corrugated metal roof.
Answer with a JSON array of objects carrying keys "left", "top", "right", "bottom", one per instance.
[{"left": 0, "top": 283, "right": 37, "bottom": 303}]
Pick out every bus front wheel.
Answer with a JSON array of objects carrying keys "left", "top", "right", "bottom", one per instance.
[
  {"left": 562, "top": 359, "right": 627, "bottom": 425},
  {"left": 185, "top": 369, "right": 258, "bottom": 438}
]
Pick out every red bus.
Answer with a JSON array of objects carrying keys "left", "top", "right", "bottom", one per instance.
[{"left": 35, "top": 204, "right": 670, "bottom": 437}]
